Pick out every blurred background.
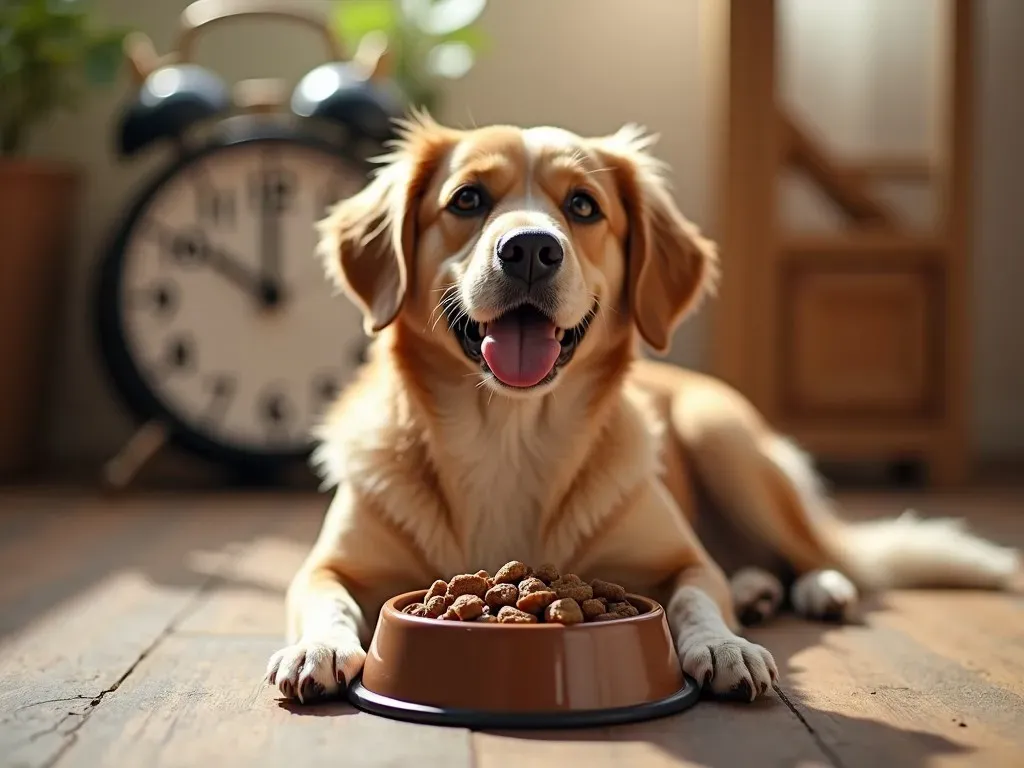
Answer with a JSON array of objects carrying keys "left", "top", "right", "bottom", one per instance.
[{"left": 2, "top": 0, "right": 1022, "bottom": 491}]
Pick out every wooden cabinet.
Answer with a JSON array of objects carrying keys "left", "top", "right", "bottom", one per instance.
[
  {"left": 704, "top": 0, "right": 973, "bottom": 485},
  {"left": 782, "top": 266, "right": 941, "bottom": 420}
]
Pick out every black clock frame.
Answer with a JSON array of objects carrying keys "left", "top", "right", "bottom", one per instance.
[{"left": 94, "top": 119, "right": 373, "bottom": 473}]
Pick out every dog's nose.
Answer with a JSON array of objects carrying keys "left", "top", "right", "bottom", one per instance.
[{"left": 495, "top": 228, "right": 563, "bottom": 287}]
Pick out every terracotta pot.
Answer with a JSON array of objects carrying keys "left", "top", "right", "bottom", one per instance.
[{"left": 0, "top": 159, "right": 79, "bottom": 478}]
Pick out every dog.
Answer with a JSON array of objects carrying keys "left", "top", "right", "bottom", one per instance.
[{"left": 265, "top": 115, "right": 1020, "bottom": 704}]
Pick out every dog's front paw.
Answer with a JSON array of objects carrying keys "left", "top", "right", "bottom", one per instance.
[
  {"left": 264, "top": 640, "right": 366, "bottom": 703},
  {"left": 678, "top": 633, "right": 778, "bottom": 702}
]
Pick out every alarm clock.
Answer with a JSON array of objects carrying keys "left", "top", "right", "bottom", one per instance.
[{"left": 94, "top": 0, "right": 403, "bottom": 477}]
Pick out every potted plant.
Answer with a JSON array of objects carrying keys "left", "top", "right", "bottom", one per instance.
[
  {"left": 333, "top": 0, "right": 489, "bottom": 114},
  {"left": 0, "top": 0, "right": 125, "bottom": 477}
]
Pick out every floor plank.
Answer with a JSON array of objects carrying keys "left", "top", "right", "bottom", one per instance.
[
  {"left": 2, "top": 489, "right": 1022, "bottom": 767},
  {"left": 750, "top": 609, "right": 1024, "bottom": 768},
  {"left": 0, "top": 493, "right": 317, "bottom": 768},
  {"left": 604, "top": 694, "right": 835, "bottom": 767},
  {"left": 474, "top": 730, "right": 619, "bottom": 768},
  {"left": 176, "top": 509, "right": 322, "bottom": 636},
  {"left": 52, "top": 634, "right": 473, "bottom": 768}
]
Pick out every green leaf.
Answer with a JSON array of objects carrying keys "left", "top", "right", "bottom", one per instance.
[
  {"left": 333, "top": 0, "right": 398, "bottom": 49},
  {"left": 83, "top": 30, "right": 125, "bottom": 84}
]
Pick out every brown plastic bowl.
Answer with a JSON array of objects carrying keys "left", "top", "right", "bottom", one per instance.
[{"left": 347, "top": 590, "right": 700, "bottom": 729}]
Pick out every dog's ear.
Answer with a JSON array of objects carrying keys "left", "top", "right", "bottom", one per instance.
[
  {"left": 316, "top": 112, "right": 454, "bottom": 334},
  {"left": 594, "top": 126, "right": 719, "bottom": 354}
]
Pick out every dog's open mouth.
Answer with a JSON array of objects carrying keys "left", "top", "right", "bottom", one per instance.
[{"left": 446, "top": 302, "right": 598, "bottom": 389}]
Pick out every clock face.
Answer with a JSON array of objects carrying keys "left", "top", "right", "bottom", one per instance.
[{"left": 113, "top": 137, "right": 369, "bottom": 458}]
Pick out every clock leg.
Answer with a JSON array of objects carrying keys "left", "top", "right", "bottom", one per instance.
[{"left": 102, "top": 420, "right": 169, "bottom": 490}]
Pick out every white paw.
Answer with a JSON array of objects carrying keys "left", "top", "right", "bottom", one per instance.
[
  {"left": 265, "top": 639, "right": 366, "bottom": 703},
  {"left": 730, "top": 567, "right": 784, "bottom": 626},
  {"left": 678, "top": 632, "right": 778, "bottom": 701},
  {"left": 791, "top": 569, "right": 858, "bottom": 622}
]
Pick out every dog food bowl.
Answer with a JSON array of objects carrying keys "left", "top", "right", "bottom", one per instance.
[{"left": 347, "top": 590, "right": 700, "bottom": 729}]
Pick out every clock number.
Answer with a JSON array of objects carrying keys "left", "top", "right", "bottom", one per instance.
[
  {"left": 259, "top": 389, "right": 292, "bottom": 439},
  {"left": 129, "top": 281, "right": 178, "bottom": 318},
  {"left": 162, "top": 229, "right": 208, "bottom": 268},
  {"left": 250, "top": 168, "right": 297, "bottom": 215},
  {"left": 196, "top": 186, "right": 236, "bottom": 228},
  {"left": 164, "top": 334, "right": 195, "bottom": 374},
  {"left": 203, "top": 375, "right": 236, "bottom": 423}
]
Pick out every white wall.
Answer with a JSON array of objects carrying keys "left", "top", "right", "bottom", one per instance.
[{"left": 28, "top": 0, "right": 1024, "bottom": 466}]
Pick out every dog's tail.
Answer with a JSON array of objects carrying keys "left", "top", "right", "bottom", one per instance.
[{"left": 765, "top": 437, "right": 1021, "bottom": 591}]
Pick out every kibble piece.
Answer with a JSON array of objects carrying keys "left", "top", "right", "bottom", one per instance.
[
  {"left": 592, "top": 612, "right": 620, "bottom": 622},
  {"left": 516, "top": 589, "right": 558, "bottom": 615},
  {"left": 476, "top": 614, "right": 498, "bottom": 623},
  {"left": 424, "top": 595, "right": 448, "bottom": 618},
  {"left": 590, "top": 579, "right": 627, "bottom": 602},
  {"left": 425, "top": 580, "right": 448, "bottom": 601},
  {"left": 403, "top": 603, "right": 429, "bottom": 617},
  {"left": 447, "top": 573, "right": 489, "bottom": 599},
  {"left": 497, "top": 606, "right": 538, "bottom": 624},
  {"left": 606, "top": 601, "right": 638, "bottom": 617},
  {"left": 475, "top": 569, "right": 491, "bottom": 580},
  {"left": 485, "top": 583, "right": 519, "bottom": 610},
  {"left": 450, "top": 594, "right": 485, "bottom": 621},
  {"left": 581, "top": 598, "right": 607, "bottom": 620},
  {"left": 545, "top": 598, "right": 584, "bottom": 625},
  {"left": 517, "top": 577, "right": 548, "bottom": 595},
  {"left": 534, "top": 563, "right": 560, "bottom": 584},
  {"left": 494, "top": 561, "right": 530, "bottom": 585},
  {"left": 551, "top": 577, "right": 593, "bottom": 602},
  {"left": 561, "top": 573, "right": 584, "bottom": 584}
]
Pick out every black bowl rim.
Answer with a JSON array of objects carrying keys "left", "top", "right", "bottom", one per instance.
[
  {"left": 385, "top": 590, "right": 663, "bottom": 629},
  {"left": 347, "top": 673, "right": 700, "bottom": 729}
]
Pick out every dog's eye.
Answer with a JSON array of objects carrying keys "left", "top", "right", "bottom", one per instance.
[
  {"left": 446, "top": 185, "right": 488, "bottom": 217},
  {"left": 565, "top": 191, "right": 602, "bottom": 223}
]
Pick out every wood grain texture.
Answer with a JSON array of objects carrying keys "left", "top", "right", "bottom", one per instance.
[
  {"left": 0, "top": 492, "right": 320, "bottom": 768},
  {"left": 750, "top": 612, "right": 1024, "bottom": 768},
  {"left": 52, "top": 634, "right": 473, "bottom": 768},
  {"left": 2, "top": 490, "right": 1022, "bottom": 767}
]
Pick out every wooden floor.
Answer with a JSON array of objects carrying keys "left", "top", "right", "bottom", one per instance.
[{"left": 1, "top": 489, "right": 1022, "bottom": 768}]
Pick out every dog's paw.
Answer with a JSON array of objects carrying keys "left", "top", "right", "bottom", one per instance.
[
  {"left": 678, "top": 633, "right": 778, "bottom": 701},
  {"left": 791, "top": 569, "right": 858, "bottom": 623},
  {"left": 730, "top": 567, "right": 784, "bottom": 627},
  {"left": 264, "top": 639, "right": 366, "bottom": 703}
]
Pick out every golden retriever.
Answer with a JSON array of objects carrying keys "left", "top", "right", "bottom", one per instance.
[{"left": 265, "top": 115, "right": 1020, "bottom": 704}]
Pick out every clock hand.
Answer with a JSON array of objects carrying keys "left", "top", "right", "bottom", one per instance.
[
  {"left": 257, "top": 169, "right": 286, "bottom": 308},
  {"left": 205, "top": 244, "right": 265, "bottom": 298},
  {"left": 161, "top": 227, "right": 264, "bottom": 300}
]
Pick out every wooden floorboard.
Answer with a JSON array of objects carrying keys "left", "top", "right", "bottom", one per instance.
[
  {"left": 50, "top": 634, "right": 473, "bottom": 768},
  {"left": 0, "top": 492, "right": 323, "bottom": 768},
  {"left": 0, "top": 489, "right": 1022, "bottom": 767}
]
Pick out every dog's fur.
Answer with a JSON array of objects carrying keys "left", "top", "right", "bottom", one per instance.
[{"left": 265, "top": 116, "right": 1020, "bottom": 704}]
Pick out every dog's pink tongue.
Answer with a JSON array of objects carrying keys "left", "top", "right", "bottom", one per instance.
[{"left": 482, "top": 313, "right": 561, "bottom": 388}]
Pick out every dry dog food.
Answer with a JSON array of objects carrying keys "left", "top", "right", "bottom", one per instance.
[{"left": 400, "top": 562, "right": 639, "bottom": 624}]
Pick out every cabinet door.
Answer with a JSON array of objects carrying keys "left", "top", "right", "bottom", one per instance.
[{"left": 782, "top": 266, "right": 943, "bottom": 419}]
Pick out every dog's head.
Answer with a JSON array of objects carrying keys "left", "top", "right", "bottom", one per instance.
[{"left": 318, "top": 114, "right": 718, "bottom": 396}]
